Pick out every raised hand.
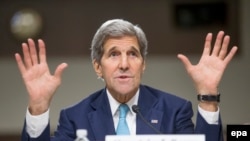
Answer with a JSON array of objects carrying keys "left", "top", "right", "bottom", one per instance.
[
  {"left": 15, "top": 39, "right": 68, "bottom": 115},
  {"left": 177, "top": 31, "right": 238, "bottom": 110}
]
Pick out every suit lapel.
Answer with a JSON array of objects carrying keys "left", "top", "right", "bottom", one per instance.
[
  {"left": 136, "top": 85, "right": 163, "bottom": 134},
  {"left": 88, "top": 90, "right": 116, "bottom": 139},
  {"left": 87, "top": 85, "right": 164, "bottom": 138}
]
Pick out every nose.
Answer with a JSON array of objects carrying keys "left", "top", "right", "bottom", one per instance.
[{"left": 119, "top": 54, "right": 129, "bottom": 71}]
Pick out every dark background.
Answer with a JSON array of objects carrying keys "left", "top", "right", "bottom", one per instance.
[{"left": 0, "top": 0, "right": 239, "bottom": 58}]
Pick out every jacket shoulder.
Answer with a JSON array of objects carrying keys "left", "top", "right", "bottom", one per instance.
[
  {"left": 142, "top": 85, "right": 188, "bottom": 102},
  {"left": 62, "top": 88, "right": 106, "bottom": 113}
]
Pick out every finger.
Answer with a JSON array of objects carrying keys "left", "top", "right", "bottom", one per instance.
[
  {"left": 15, "top": 53, "right": 26, "bottom": 74},
  {"left": 28, "top": 38, "right": 38, "bottom": 65},
  {"left": 38, "top": 39, "right": 47, "bottom": 63},
  {"left": 224, "top": 46, "right": 238, "bottom": 65},
  {"left": 202, "top": 33, "right": 213, "bottom": 56},
  {"left": 177, "top": 54, "right": 192, "bottom": 72},
  {"left": 54, "top": 63, "right": 68, "bottom": 79},
  {"left": 22, "top": 42, "right": 32, "bottom": 68},
  {"left": 218, "top": 35, "right": 230, "bottom": 59},
  {"left": 211, "top": 31, "right": 224, "bottom": 56}
]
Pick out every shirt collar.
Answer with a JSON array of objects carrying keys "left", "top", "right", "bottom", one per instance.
[{"left": 106, "top": 88, "right": 139, "bottom": 117}]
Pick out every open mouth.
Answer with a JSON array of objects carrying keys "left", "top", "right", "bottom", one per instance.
[
  {"left": 116, "top": 75, "right": 132, "bottom": 80},
  {"left": 119, "top": 76, "right": 129, "bottom": 79}
]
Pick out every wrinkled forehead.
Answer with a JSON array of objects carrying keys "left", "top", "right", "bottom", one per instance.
[{"left": 102, "top": 36, "right": 140, "bottom": 52}]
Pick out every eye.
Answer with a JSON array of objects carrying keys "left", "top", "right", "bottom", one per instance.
[
  {"left": 128, "top": 51, "right": 138, "bottom": 57},
  {"left": 109, "top": 51, "right": 119, "bottom": 57}
]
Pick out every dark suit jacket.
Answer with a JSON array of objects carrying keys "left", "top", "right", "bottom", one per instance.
[{"left": 21, "top": 85, "right": 223, "bottom": 141}]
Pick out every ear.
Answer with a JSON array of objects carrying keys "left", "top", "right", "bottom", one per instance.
[
  {"left": 93, "top": 60, "right": 102, "bottom": 78},
  {"left": 142, "top": 60, "right": 146, "bottom": 73}
]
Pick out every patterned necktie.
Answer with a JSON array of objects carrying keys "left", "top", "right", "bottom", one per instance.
[{"left": 116, "top": 104, "right": 130, "bottom": 135}]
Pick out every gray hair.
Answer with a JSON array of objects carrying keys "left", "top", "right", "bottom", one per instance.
[{"left": 90, "top": 19, "right": 148, "bottom": 63}]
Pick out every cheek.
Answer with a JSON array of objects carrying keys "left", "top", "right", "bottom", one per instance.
[
  {"left": 134, "top": 65, "right": 145, "bottom": 77},
  {"left": 101, "top": 64, "right": 117, "bottom": 77}
]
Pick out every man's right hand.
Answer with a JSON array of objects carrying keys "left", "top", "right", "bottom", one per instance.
[{"left": 15, "top": 39, "right": 68, "bottom": 115}]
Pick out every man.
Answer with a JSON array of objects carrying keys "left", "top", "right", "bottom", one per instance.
[{"left": 16, "top": 19, "right": 238, "bottom": 141}]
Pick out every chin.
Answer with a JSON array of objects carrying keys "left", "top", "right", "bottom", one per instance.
[
  {"left": 117, "top": 86, "right": 138, "bottom": 95},
  {"left": 108, "top": 82, "right": 139, "bottom": 93}
]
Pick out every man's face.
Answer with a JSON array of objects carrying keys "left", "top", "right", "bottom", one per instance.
[{"left": 93, "top": 36, "right": 145, "bottom": 103}]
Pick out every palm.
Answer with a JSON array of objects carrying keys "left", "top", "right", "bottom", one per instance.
[
  {"left": 187, "top": 54, "right": 226, "bottom": 93},
  {"left": 23, "top": 62, "right": 59, "bottom": 102},
  {"left": 15, "top": 39, "right": 67, "bottom": 114},
  {"left": 178, "top": 31, "right": 237, "bottom": 94}
]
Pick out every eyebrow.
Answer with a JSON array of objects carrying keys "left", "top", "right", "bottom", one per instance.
[
  {"left": 106, "top": 46, "right": 117, "bottom": 54},
  {"left": 130, "top": 46, "right": 141, "bottom": 54},
  {"left": 106, "top": 46, "right": 141, "bottom": 54}
]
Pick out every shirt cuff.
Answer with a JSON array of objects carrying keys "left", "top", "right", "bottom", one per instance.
[
  {"left": 198, "top": 105, "right": 219, "bottom": 124},
  {"left": 26, "top": 108, "right": 49, "bottom": 138}
]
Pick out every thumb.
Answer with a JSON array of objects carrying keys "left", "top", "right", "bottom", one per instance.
[
  {"left": 54, "top": 63, "right": 68, "bottom": 79},
  {"left": 177, "top": 54, "right": 192, "bottom": 70}
]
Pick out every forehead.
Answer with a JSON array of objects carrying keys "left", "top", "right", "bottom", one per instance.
[{"left": 103, "top": 36, "right": 140, "bottom": 51}]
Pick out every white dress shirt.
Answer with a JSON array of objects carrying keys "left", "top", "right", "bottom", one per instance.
[
  {"left": 26, "top": 89, "right": 219, "bottom": 138},
  {"left": 106, "top": 89, "right": 139, "bottom": 135}
]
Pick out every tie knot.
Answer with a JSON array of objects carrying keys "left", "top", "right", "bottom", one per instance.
[{"left": 119, "top": 104, "right": 129, "bottom": 118}]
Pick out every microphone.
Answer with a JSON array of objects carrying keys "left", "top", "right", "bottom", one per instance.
[{"left": 132, "top": 105, "right": 162, "bottom": 134}]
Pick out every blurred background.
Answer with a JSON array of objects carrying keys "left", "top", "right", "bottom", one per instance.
[{"left": 0, "top": 0, "right": 249, "bottom": 140}]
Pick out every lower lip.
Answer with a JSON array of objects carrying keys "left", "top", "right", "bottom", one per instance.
[{"left": 117, "top": 77, "right": 131, "bottom": 81}]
